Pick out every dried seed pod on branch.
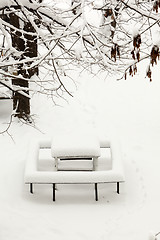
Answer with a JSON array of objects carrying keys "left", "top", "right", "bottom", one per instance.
[
  {"left": 125, "top": 71, "right": 127, "bottom": 80},
  {"left": 133, "top": 34, "right": 141, "bottom": 49},
  {"left": 130, "top": 49, "right": 140, "bottom": 62},
  {"left": 153, "top": 0, "right": 159, "bottom": 12},
  {"left": 133, "top": 64, "right": 137, "bottom": 74},
  {"left": 136, "top": 50, "right": 140, "bottom": 62},
  {"left": 150, "top": 45, "right": 159, "bottom": 66},
  {"left": 131, "top": 50, "right": 135, "bottom": 60},
  {"left": 125, "top": 64, "right": 137, "bottom": 80},
  {"left": 104, "top": 9, "right": 113, "bottom": 18},
  {"left": 131, "top": 34, "right": 141, "bottom": 62},
  {"left": 146, "top": 66, "right": 152, "bottom": 82},
  {"left": 111, "top": 44, "right": 120, "bottom": 61},
  {"left": 129, "top": 66, "right": 133, "bottom": 76},
  {"left": 111, "top": 46, "right": 116, "bottom": 61},
  {"left": 116, "top": 45, "right": 120, "bottom": 58}
]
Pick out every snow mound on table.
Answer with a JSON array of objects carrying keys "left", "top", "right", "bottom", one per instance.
[{"left": 51, "top": 133, "right": 101, "bottom": 158}]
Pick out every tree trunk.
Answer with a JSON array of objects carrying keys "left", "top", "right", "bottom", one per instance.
[{"left": 9, "top": 13, "right": 38, "bottom": 120}]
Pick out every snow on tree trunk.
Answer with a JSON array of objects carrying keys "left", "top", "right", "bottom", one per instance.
[{"left": 9, "top": 13, "right": 38, "bottom": 120}]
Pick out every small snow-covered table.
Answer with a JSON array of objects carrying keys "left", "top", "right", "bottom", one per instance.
[{"left": 51, "top": 133, "right": 101, "bottom": 171}]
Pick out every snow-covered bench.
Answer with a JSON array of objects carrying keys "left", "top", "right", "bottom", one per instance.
[{"left": 24, "top": 136, "right": 125, "bottom": 201}]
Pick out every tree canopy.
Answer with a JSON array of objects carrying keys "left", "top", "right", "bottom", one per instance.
[{"left": 0, "top": 0, "right": 160, "bottom": 118}]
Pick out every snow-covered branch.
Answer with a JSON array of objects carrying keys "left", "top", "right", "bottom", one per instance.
[{"left": 0, "top": 0, "right": 160, "bottom": 119}]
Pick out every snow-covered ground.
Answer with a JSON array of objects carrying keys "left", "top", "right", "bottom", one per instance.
[{"left": 0, "top": 64, "right": 160, "bottom": 240}]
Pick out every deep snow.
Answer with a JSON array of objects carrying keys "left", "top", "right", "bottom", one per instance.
[{"left": 0, "top": 63, "right": 160, "bottom": 240}]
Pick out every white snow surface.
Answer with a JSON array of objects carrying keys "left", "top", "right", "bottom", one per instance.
[
  {"left": 51, "top": 133, "right": 100, "bottom": 158},
  {"left": 1, "top": 62, "right": 160, "bottom": 240}
]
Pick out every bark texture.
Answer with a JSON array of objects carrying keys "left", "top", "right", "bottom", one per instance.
[{"left": 10, "top": 13, "right": 38, "bottom": 120}]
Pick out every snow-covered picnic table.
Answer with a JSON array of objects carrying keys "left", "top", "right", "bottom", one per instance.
[{"left": 24, "top": 133, "right": 125, "bottom": 201}]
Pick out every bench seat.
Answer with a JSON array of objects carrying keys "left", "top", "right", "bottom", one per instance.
[{"left": 25, "top": 170, "right": 124, "bottom": 184}]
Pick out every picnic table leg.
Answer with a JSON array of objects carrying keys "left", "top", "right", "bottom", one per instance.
[
  {"left": 95, "top": 183, "right": 98, "bottom": 201},
  {"left": 117, "top": 182, "right": 120, "bottom": 194},
  {"left": 30, "top": 183, "right": 33, "bottom": 194},
  {"left": 53, "top": 183, "right": 56, "bottom": 201}
]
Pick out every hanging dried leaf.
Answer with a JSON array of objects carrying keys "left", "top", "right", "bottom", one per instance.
[
  {"left": 125, "top": 71, "right": 127, "bottom": 80},
  {"left": 133, "top": 34, "right": 141, "bottom": 49},
  {"left": 111, "top": 46, "right": 116, "bottom": 61},
  {"left": 104, "top": 9, "right": 113, "bottom": 18},
  {"left": 146, "top": 66, "right": 152, "bottom": 81},
  {"left": 111, "top": 44, "right": 120, "bottom": 61},
  {"left": 153, "top": 0, "right": 159, "bottom": 12},
  {"left": 116, "top": 45, "right": 120, "bottom": 58},
  {"left": 151, "top": 45, "right": 159, "bottom": 66},
  {"left": 129, "top": 66, "right": 133, "bottom": 76},
  {"left": 131, "top": 50, "right": 135, "bottom": 60},
  {"left": 136, "top": 51, "right": 140, "bottom": 62},
  {"left": 133, "top": 64, "right": 137, "bottom": 74}
]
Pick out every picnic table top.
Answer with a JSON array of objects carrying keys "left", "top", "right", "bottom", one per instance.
[{"left": 51, "top": 133, "right": 101, "bottom": 158}]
